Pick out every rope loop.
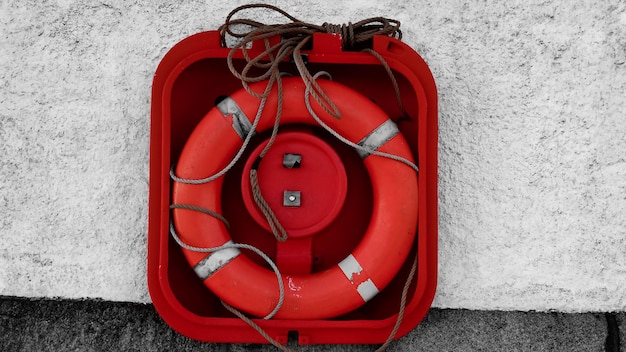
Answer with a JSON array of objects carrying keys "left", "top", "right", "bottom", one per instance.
[
  {"left": 218, "top": 3, "right": 403, "bottom": 120},
  {"left": 219, "top": 4, "right": 401, "bottom": 50}
]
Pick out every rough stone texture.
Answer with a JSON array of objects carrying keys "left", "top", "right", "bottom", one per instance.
[
  {"left": 1, "top": 0, "right": 625, "bottom": 311},
  {"left": 0, "top": 297, "right": 609, "bottom": 352},
  {"left": 617, "top": 313, "right": 626, "bottom": 352},
  {"left": 614, "top": 312, "right": 623, "bottom": 351}
]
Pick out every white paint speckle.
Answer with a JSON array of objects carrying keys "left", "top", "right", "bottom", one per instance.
[{"left": 287, "top": 277, "right": 302, "bottom": 292}]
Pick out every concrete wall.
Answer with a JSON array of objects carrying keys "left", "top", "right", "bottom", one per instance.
[{"left": 1, "top": 0, "right": 625, "bottom": 312}]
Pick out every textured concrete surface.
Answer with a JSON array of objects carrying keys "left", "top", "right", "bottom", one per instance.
[
  {"left": 0, "top": 297, "right": 612, "bottom": 352},
  {"left": 1, "top": 0, "right": 625, "bottom": 312},
  {"left": 616, "top": 313, "right": 626, "bottom": 351}
]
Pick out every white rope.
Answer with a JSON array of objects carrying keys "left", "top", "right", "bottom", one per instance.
[
  {"left": 304, "top": 72, "right": 419, "bottom": 174},
  {"left": 169, "top": 221, "right": 285, "bottom": 320}
]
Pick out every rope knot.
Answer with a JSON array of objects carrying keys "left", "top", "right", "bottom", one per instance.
[
  {"left": 322, "top": 22, "right": 356, "bottom": 49},
  {"left": 321, "top": 22, "right": 340, "bottom": 34}
]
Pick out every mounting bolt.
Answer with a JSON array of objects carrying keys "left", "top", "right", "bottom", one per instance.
[{"left": 283, "top": 191, "right": 301, "bottom": 207}]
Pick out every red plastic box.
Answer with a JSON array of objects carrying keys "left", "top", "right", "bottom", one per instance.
[{"left": 148, "top": 30, "right": 438, "bottom": 345}]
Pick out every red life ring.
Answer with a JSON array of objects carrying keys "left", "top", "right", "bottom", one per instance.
[{"left": 172, "top": 77, "right": 418, "bottom": 320}]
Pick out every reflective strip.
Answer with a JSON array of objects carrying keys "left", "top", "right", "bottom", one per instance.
[
  {"left": 356, "top": 119, "right": 399, "bottom": 158},
  {"left": 338, "top": 254, "right": 362, "bottom": 281},
  {"left": 338, "top": 254, "right": 380, "bottom": 302},
  {"left": 193, "top": 241, "right": 241, "bottom": 280},
  {"left": 217, "top": 97, "right": 254, "bottom": 140},
  {"left": 356, "top": 279, "right": 379, "bottom": 302}
]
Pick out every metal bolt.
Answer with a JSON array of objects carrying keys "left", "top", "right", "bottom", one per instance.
[{"left": 283, "top": 191, "right": 301, "bottom": 207}]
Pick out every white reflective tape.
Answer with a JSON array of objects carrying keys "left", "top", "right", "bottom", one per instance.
[
  {"left": 193, "top": 240, "right": 241, "bottom": 280},
  {"left": 338, "top": 254, "right": 381, "bottom": 302},
  {"left": 356, "top": 119, "right": 399, "bottom": 158},
  {"left": 217, "top": 97, "right": 254, "bottom": 140},
  {"left": 338, "top": 254, "right": 362, "bottom": 281},
  {"left": 356, "top": 278, "right": 379, "bottom": 302}
]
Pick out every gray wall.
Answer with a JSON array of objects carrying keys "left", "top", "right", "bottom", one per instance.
[{"left": 1, "top": 0, "right": 625, "bottom": 312}]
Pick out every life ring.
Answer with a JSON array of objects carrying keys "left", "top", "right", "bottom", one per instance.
[{"left": 171, "top": 77, "right": 418, "bottom": 320}]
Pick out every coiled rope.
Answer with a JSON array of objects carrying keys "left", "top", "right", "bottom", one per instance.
[
  {"left": 218, "top": 3, "right": 405, "bottom": 119},
  {"left": 169, "top": 4, "right": 419, "bottom": 351}
]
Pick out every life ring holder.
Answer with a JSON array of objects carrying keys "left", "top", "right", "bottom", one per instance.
[{"left": 170, "top": 76, "right": 418, "bottom": 320}]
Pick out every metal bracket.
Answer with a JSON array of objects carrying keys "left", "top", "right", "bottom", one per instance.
[{"left": 283, "top": 153, "right": 302, "bottom": 168}]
